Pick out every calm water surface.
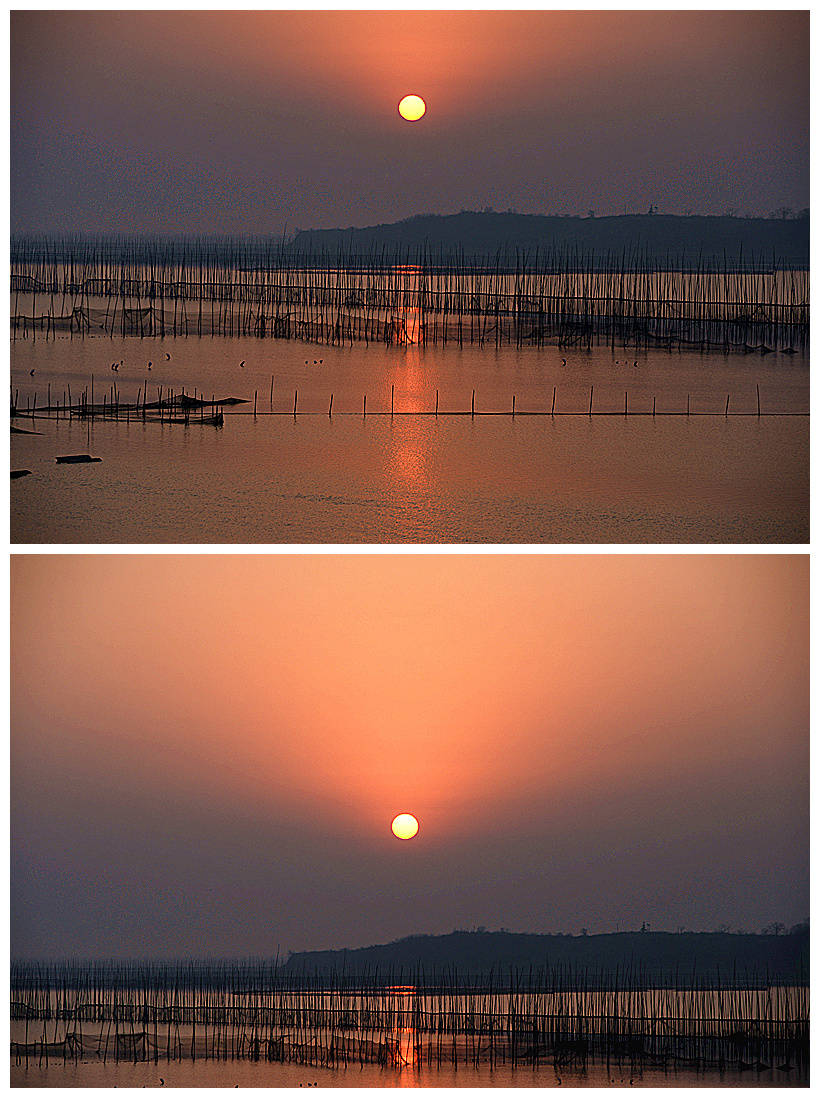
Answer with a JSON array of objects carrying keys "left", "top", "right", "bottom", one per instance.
[
  {"left": 9, "top": 1057, "right": 806, "bottom": 1088},
  {"left": 10, "top": 336, "right": 808, "bottom": 543}
]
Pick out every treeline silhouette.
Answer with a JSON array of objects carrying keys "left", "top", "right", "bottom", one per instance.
[
  {"left": 291, "top": 212, "right": 809, "bottom": 268},
  {"left": 281, "top": 927, "right": 808, "bottom": 985}
]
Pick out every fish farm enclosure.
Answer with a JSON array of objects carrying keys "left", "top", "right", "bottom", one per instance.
[
  {"left": 10, "top": 236, "right": 809, "bottom": 353},
  {"left": 10, "top": 961, "right": 808, "bottom": 1078}
]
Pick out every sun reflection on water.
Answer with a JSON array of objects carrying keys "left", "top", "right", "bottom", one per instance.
[{"left": 386, "top": 985, "right": 418, "bottom": 1069}]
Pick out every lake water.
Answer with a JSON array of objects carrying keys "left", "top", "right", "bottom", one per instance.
[
  {"left": 10, "top": 335, "right": 808, "bottom": 544},
  {"left": 9, "top": 1056, "right": 806, "bottom": 1088}
]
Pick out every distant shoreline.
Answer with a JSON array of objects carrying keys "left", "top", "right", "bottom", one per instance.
[
  {"left": 290, "top": 211, "right": 810, "bottom": 268},
  {"left": 281, "top": 927, "right": 809, "bottom": 985},
  {"left": 10, "top": 211, "right": 811, "bottom": 270},
  {"left": 12, "top": 926, "right": 808, "bottom": 986}
]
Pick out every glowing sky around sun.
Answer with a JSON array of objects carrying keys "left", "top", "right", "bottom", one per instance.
[
  {"left": 10, "top": 10, "right": 808, "bottom": 233},
  {"left": 11, "top": 554, "right": 808, "bottom": 958}
]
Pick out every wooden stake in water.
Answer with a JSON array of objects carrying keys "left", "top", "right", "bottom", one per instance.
[
  {"left": 757, "top": 384, "right": 761, "bottom": 416},
  {"left": 589, "top": 385, "right": 594, "bottom": 416},
  {"left": 471, "top": 389, "right": 475, "bottom": 418},
  {"left": 552, "top": 387, "right": 556, "bottom": 416},
  {"left": 329, "top": 394, "right": 333, "bottom": 417},
  {"left": 725, "top": 394, "right": 730, "bottom": 417}
]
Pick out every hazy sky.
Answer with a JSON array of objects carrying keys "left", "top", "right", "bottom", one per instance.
[
  {"left": 10, "top": 9, "right": 808, "bottom": 235},
  {"left": 11, "top": 553, "right": 808, "bottom": 960}
]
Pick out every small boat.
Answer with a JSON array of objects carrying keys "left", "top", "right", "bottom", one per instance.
[
  {"left": 55, "top": 454, "right": 102, "bottom": 464},
  {"left": 11, "top": 469, "right": 31, "bottom": 478}
]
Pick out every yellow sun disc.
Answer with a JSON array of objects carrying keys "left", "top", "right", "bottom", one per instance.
[
  {"left": 398, "top": 95, "right": 426, "bottom": 121},
  {"left": 391, "top": 813, "right": 419, "bottom": 839}
]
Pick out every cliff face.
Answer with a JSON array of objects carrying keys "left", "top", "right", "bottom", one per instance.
[
  {"left": 281, "top": 928, "right": 809, "bottom": 984},
  {"left": 290, "top": 212, "right": 809, "bottom": 266}
]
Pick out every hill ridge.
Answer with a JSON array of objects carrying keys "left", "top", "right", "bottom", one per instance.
[
  {"left": 290, "top": 211, "right": 809, "bottom": 266},
  {"left": 281, "top": 927, "right": 808, "bottom": 984}
]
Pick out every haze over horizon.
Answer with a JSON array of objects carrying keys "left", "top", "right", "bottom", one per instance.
[
  {"left": 11, "top": 10, "right": 808, "bottom": 237},
  {"left": 11, "top": 555, "right": 808, "bottom": 961}
]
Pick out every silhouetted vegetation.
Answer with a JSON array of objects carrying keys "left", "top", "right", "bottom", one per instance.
[
  {"left": 290, "top": 212, "right": 810, "bottom": 268},
  {"left": 281, "top": 926, "right": 809, "bottom": 985}
]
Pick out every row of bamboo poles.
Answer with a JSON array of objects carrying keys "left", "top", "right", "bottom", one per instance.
[
  {"left": 8, "top": 384, "right": 803, "bottom": 421},
  {"left": 11, "top": 377, "right": 802, "bottom": 424},
  {"left": 10, "top": 961, "right": 809, "bottom": 1074},
  {"left": 10, "top": 237, "right": 809, "bottom": 352}
]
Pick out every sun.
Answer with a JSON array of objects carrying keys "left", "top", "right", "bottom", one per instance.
[
  {"left": 391, "top": 813, "right": 419, "bottom": 840},
  {"left": 398, "top": 95, "right": 426, "bottom": 122}
]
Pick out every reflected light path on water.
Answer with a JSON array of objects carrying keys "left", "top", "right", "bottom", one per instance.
[{"left": 10, "top": 336, "right": 809, "bottom": 544}]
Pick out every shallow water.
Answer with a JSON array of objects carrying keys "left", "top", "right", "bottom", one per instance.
[
  {"left": 10, "top": 336, "right": 809, "bottom": 544},
  {"left": 9, "top": 1056, "right": 806, "bottom": 1088}
]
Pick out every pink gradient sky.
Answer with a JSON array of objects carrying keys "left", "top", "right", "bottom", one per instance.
[
  {"left": 11, "top": 553, "right": 808, "bottom": 959},
  {"left": 11, "top": 10, "right": 808, "bottom": 234}
]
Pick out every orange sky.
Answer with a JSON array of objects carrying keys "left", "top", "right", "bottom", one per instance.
[
  {"left": 11, "top": 10, "right": 808, "bottom": 233},
  {"left": 11, "top": 554, "right": 808, "bottom": 957}
]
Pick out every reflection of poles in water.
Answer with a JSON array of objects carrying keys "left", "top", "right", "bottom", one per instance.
[
  {"left": 9, "top": 957, "right": 809, "bottom": 1074},
  {"left": 9, "top": 240, "right": 809, "bottom": 350},
  {"left": 386, "top": 984, "right": 416, "bottom": 1067},
  {"left": 384, "top": 1033, "right": 411, "bottom": 1066}
]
